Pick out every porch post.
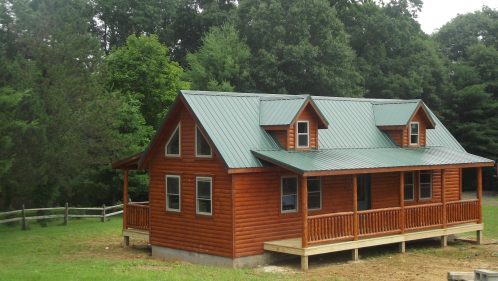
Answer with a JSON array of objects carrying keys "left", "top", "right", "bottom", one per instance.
[
  {"left": 399, "top": 172, "right": 405, "bottom": 234},
  {"left": 123, "top": 169, "right": 129, "bottom": 230},
  {"left": 301, "top": 175, "right": 308, "bottom": 249},
  {"left": 477, "top": 167, "right": 483, "bottom": 224},
  {"left": 441, "top": 169, "right": 447, "bottom": 229},
  {"left": 353, "top": 175, "right": 358, "bottom": 240}
]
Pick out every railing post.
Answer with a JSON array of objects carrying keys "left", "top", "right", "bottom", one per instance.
[
  {"left": 300, "top": 175, "right": 308, "bottom": 248},
  {"left": 64, "top": 202, "right": 69, "bottom": 226},
  {"left": 477, "top": 167, "right": 483, "bottom": 224},
  {"left": 21, "top": 204, "right": 27, "bottom": 231},
  {"left": 123, "top": 169, "right": 129, "bottom": 230},
  {"left": 353, "top": 175, "right": 358, "bottom": 240},
  {"left": 101, "top": 204, "right": 106, "bottom": 222},
  {"left": 400, "top": 172, "right": 405, "bottom": 233},
  {"left": 441, "top": 169, "right": 447, "bottom": 228}
]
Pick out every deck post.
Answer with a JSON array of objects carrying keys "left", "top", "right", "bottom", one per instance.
[
  {"left": 352, "top": 248, "right": 359, "bottom": 261},
  {"left": 441, "top": 169, "right": 447, "bottom": 228},
  {"left": 399, "top": 172, "right": 405, "bottom": 234},
  {"left": 441, "top": 235, "right": 448, "bottom": 247},
  {"left": 353, "top": 175, "right": 358, "bottom": 240},
  {"left": 301, "top": 256, "right": 309, "bottom": 271},
  {"left": 123, "top": 169, "right": 129, "bottom": 230},
  {"left": 477, "top": 167, "right": 483, "bottom": 224},
  {"left": 476, "top": 230, "right": 483, "bottom": 245},
  {"left": 300, "top": 176, "right": 308, "bottom": 248},
  {"left": 399, "top": 241, "right": 406, "bottom": 253}
]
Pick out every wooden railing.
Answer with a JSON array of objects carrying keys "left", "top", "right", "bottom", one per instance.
[
  {"left": 306, "top": 200, "right": 480, "bottom": 245},
  {"left": 446, "top": 199, "right": 480, "bottom": 225},
  {"left": 358, "top": 207, "right": 401, "bottom": 236},
  {"left": 126, "top": 203, "right": 150, "bottom": 230},
  {"left": 307, "top": 212, "right": 354, "bottom": 243},
  {"left": 405, "top": 203, "right": 443, "bottom": 230}
]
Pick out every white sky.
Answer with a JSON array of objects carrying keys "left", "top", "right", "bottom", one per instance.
[{"left": 417, "top": 0, "right": 498, "bottom": 34}]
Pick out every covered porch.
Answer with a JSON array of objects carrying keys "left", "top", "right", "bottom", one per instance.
[{"left": 112, "top": 153, "right": 150, "bottom": 245}]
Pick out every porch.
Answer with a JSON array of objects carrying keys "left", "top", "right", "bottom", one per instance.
[{"left": 264, "top": 168, "right": 485, "bottom": 271}]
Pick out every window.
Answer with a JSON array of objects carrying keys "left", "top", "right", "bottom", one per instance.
[
  {"left": 410, "top": 122, "right": 419, "bottom": 145},
  {"left": 404, "top": 172, "right": 415, "bottom": 201},
  {"left": 196, "top": 177, "right": 212, "bottom": 215},
  {"left": 281, "top": 176, "right": 298, "bottom": 213},
  {"left": 296, "top": 121, "right": 309, "bottom": 148},
  {"left": 166, "top": 175, "right": 181, "bottom": 212},
  {"left": 195, "top": 126, "right": 212, "bottom": 157},
  {"left": 307, "top": 177, "right": 321, "bottom": 210},
  {"left": 419, "top": 171, "right": 432, "bottom": 199},
  {"left": 165, "top": 123, "right": 180, "bottom": 156}
]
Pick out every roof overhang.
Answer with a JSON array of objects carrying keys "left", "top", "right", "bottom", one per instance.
[
  {"left": 252, "top": 148, "right": 495, "bottom": 176},
  {"left": 112, "top": 152, "right": 143, "bottom": 170}
]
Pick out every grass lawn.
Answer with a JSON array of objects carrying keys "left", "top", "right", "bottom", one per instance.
[
  {"left": 0, "top": 218, "right": 296, "bottom": 281},
  {"left": 0, "top": 203, "right": 496, "bottom": 281}
]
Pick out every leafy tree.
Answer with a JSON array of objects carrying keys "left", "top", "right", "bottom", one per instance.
[
  {"left": 186, "top": 23, "right": 252, "bottom": 91},
  {"left": 104, "top": 34, "right": 187, "bottom": 129},
  {"left": 237, "top": 0, "right": 363, "bottom": 96}
]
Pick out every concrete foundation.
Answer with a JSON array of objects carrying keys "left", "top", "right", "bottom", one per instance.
[{"left": 151, "top": 245, "right": 293, "bottom": 268}]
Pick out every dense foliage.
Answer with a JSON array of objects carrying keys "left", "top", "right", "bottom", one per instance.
[{"left": 0, "top": 0, "right": 496, "bottom": 209}]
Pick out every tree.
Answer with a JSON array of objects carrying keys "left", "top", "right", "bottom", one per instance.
[
  {"left": 104, "top": 34, "right": 187, "bottom": 129},
  {"left": 237, "top": 0, "right": 363, "bottom": 96},
  {"left": 186, "top": 23, "right": 252, "bottom": 91}
]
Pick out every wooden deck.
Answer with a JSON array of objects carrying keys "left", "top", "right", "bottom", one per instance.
[{"left": 265, "top": 223, "right": 483, "bottom": 270}]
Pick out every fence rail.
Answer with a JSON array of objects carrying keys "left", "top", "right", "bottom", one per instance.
[{"left": 0, "top": 202, "right": 131, "bottom": 230}]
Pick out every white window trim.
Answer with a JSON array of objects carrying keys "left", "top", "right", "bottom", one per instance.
[
  {"left": 165, "top": 175, "right": 181, "bottom": 212},
  {"left": 296, "top": 121, "right": 310, "bottom": 148},
  {"left": 165, "top": 123, "right": 181, "bottom": 157},
  {"left": 307, "top": 177, "right": 322, "bottom": 211},
  {"left": 195, "top": 125, "right": 213, "bottom": 158},
  {"left": 409, "top": 122, "right": 420, "bottom": 146},
  {"left": 196, "top": 176, "right": 213, "bottom": 215},
  {"left": 419, "top": 171, "right": 433, "bottom": 200},
  {"left": 404, "top": 172, "right": 415, "bottom": 202},
  {"left": 281, "top": 176, "right": 298, "bottom": 213}
]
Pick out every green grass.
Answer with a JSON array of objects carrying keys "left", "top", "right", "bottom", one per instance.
[
  {"left": 483, "top": 205, "right": 498, "bottom": 239},
  {"left": 0, "top": 218, "right": 296, "bottom": 281}
]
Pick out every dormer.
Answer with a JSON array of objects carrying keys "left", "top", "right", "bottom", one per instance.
[
  {"left": 260, "top": 96, "right": 328, "bottom": 150},
  {"left": 373, "top": 100, "right": 436, "bottom": 147}
]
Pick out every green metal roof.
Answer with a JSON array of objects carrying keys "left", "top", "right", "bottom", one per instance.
[
  {"left": 259, "top": 96, "right": 307, "bottom": 126},
  {"left": 373, "top": 101, "right": 420, "bottom": 126},
  {"left": 252, "top": 147, "right": 493, "bottom": 174},
  {"left": 171, "top": 90, "right": 491, "bottom": 169}
]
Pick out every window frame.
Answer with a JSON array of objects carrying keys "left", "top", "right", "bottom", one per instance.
[
  {"left": 165, "top": 122, "right": 181, "bottom": 157},
  {"left": 307, "top": 177, "right": 322, "bottom": 211},
  {"left": 296, "top": 121, "right": 310, "bottom": 148},
  {"left": 419, "top": 170, "right": 433, "bottom": 200},
  {"left": 409, "top": 122, "right": 420, "bottom": 146},
  {"left": 195, "top": 125, "right": 213, "bottom": 158},
  {"left": 403, "top": 172, "right": 415, "bottom": 202},
  {"left": 196, "top": 176, "right": 213, "bottom": 216},
  {"left": 165, "top": 175, "right": 181, "bottom": 212},
  {"left": 280, "top": 176, "right": 298, "bottom": 213}
]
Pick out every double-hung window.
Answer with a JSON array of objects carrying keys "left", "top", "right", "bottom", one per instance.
[
  {"left": 296, "top": 121, "right": 309, "bottom": 148},
  {"left": 281, "top": 176, "right": 298, "bottom": 213},
  {"left": 419, "top": 171, "right": 432, "bottom": 200},
  {"left": 403, "top": 172, "right": 415, "bottom": 201},
  {"left": 307, "top": 177, "right": 321, "bottom": 210},
  {"left": 196, "top": 177, "right": 212, "bottom": 215},
  {"left": 165, "top": 123, "right": 181, "bottom": 156},
  {"left": 165, "top": 175, "right": 181, "bottom": 212},
  {"left": 195, "top": 126, "right": 212, "bottom": 157},
  {"left": 410, "top": 122, "right": 419, "bottom": 145}
]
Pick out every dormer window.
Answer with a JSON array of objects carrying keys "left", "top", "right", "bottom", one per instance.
[
  {"left": 410, "top": 122, "right": 419, "bottom": 145},
  {"left": 296, "top": 121, "right": 309, "bottom": 148},
  {"left": 166, "top": 123, "right": 181, "bottom": 157},
  {"left": 196, "top": 126, "right": 212, "bottom": 157}
]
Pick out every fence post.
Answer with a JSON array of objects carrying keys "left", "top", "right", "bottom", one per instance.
[
  {"left": 101, "top": 204, "right": 106, "bottom": 222},
  {"left": 64, "top": 202, "right": 69, "bottom": 226},
  {"left": 21, "top": 204, "right": 27, "bottom": 230}
]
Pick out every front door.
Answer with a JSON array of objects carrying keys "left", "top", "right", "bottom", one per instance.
[{"left": 357, "top": 174, "right": 371, "bottom": 211}]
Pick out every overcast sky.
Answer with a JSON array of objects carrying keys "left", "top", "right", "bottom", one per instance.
[{"left": 417, "top": 0, "right": 498, "bottom": 34}]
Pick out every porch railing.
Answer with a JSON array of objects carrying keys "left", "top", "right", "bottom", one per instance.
[
  {"left": 125, "top": 202, "right": 150, "bottom": 230},
  {"left": 307, "top": 200, "right": 480, "bottom": 245}
]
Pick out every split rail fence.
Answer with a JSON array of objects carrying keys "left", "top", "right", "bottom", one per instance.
[{"left": 0, "top": 202, "right": 132, "bottom": 230}]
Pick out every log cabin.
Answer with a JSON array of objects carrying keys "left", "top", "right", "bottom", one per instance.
[{"left": 112, "top": 90, "right": 495, "bottom": 270}]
